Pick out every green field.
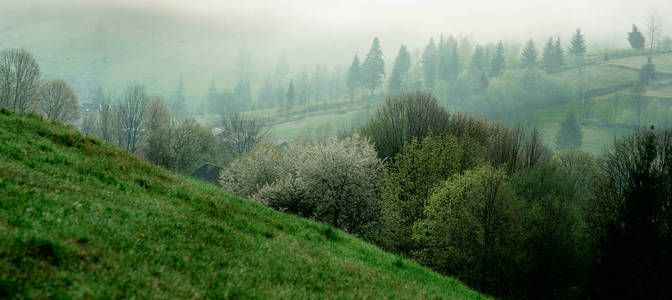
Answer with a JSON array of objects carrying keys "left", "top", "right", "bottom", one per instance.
[
  {"left": 610, "top": 52, "right": 672, "bottom": 74},
  {"left": 0, "top": 109, "right": 487, "bottom": 299}
]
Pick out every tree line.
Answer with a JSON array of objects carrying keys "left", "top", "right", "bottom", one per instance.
[{"left": 221, "top": 91, "right": 672, "bottom": 299}]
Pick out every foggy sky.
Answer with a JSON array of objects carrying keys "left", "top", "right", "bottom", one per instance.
[{"left": 75, "top": 0, "right": 672, "bottom": 48}]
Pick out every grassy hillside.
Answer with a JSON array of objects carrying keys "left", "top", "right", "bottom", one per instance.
[{"left": 0, "top": 109, "right": 486, "bottom": 299}]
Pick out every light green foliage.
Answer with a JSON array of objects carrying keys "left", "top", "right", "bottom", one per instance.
[
  {"left": 414, "top": 165, "right": 521, "bottom": 295},
  {"left": 0, "top": 109, "right": 487, "bottom": 299},
  {"left": 375, "top": 135, "right": 483, "bottom": 253}
]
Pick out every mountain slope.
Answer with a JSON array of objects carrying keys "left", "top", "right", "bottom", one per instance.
[{"left": 0, "top": 109, "right": 487, "bottom": 299}]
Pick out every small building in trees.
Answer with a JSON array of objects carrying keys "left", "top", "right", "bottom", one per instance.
[{"left": 190, "top": 163, "right": 223, "bottom": 186}]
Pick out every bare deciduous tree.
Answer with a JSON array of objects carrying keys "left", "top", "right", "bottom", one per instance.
[
  {"left": 646, "top": 11, "right": 663, "bottom": 50},
  {"left": 117, "top": 85, "right": 149, "bottom": 153},
  {"left": 171, "top": 117, "right": 216, "bottom": 173},
  {"left": 142, "top": 96, "right": 173, "bottom": 168},
  {"left": 38, "top": 80, "right": 80, "bottom": 124},
  {"left": 0, "top": 48, "right": 41, "bottom": 112},
  {"left": 218, "top": 112, "right": 269, "bottom": 158}
]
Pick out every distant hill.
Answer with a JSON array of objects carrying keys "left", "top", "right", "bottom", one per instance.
[{"left": 0, "top": 109, "right": 487, "bottom": 299}]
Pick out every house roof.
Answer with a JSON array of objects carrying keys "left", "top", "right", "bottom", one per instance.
[{"left": 190, "top": 163, "right": 223, "bottom": 186}]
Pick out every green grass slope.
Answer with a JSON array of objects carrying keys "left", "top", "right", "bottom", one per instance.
[{"left": 0, "top": 109, "right": 486, "bottom": 299}]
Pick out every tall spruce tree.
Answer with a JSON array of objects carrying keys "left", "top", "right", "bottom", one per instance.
[
  {"left": 640, "top": 57, "right": 656, "bottom": 85},
  {"left": 233, "top": 77, "right": 251, "bottom": 112},
  {"left": 275, "top": 54, "right": 290, "bottom": 77},
  {"left": 489, "top": 41, "right": 505, "bottom": 77},
  {"left": 346, "top": 54, "right": 361, "bottom": 99},
  {"left": 628, "top": 24, "right": 646, "bottom": 50},
  {"left": 361, "top": 37, "right": 385, "bottom": 95},
  {"left": 469, "top": 45, "right": 486, "bottom": 74},
  {"left": 553, "top": 38, "right": 565, "bottom": 68},
  {"left": 285, "top": 80, "right": 295, "bottom": 112},
  {"left": 421, "top": 38, "right": 438, "bottom": 89},
  {"left": 542, "top": 37, "right": 556, "bottom": 73},
  {"left": 568, "top": 28, "right": 587, "bottom": 59},
  {"left": 388, "top": 45, "right": 411, "bottom": 94},
  {"left": 447, "top": 39, "right": 461, "bottom": 82},
  {"left": 555, "top": 110, "right": 583, "bottom": 150},
  {"left": 520, "top": 40, "right": 538, "bottom": 69}
]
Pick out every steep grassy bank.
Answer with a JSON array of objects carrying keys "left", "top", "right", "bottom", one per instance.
[{"left": 0, "top": 109, "right": 486, "bottom": 299}]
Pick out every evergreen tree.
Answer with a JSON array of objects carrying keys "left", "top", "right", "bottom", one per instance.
[
  {"left": 208, "top": 78, "right": 217, "bottom": 103},
  {"left": 361, "top": 37, "right": 385, "bottom": 95},
  {"left": 447, "top": 39, "right": 461, "bottom": 82},
  {"left": 170, "top": 76, "right": 187, "bottom": 115},
  {"left": 489, "top": 41, "right": 505, "bottom": 77},
  {"left": 236, "top": 46, "right": 253, "bottom": 74},
  {"left": 421, "top": 38, "right": 438, "bottom": 89},
  {"left": 285, "top": 80, "right": 295, "bottom": 112},
  {"left": 640, "top": 57, "right": 656, "bottom": 85},
  {"left": 437, "top": 35, "right": 450, "bottom": 82},
  {"left": 296, "top": 68, "right": 311, "bottom": 106},
  {"left": 258, "top": 73, "right": 275, "bottom": 109},
  {"left": 628, "top": 25, "right": 646, "bottom": 50},
  {"left": 553, "top": 38, "right": 565, "bottom": 68},
  {"left": 520, "top": 40, "right": 538, "bottom": 69},
  {"left": 469, "top": 45, "right": 486, "bottom": 74},
  {"left": 346, "top": 54, "right": 361, "bottom": 99},
  {"left": 555, "top": 110, "right": 582, "bottom": 150},
  {"left": 388, "top": 45, "right": 411, "bottom": 94},
  {"left": 568, "top": 28, "right": 587, "bottom": 58},
  {"left": 275, "top": 54, "right": 290, "bottom": 77},
  {"left": 542, "top": 37, "right": 556, "bottom": 73},
  {"left": 233, "top": 77, "right": 251, "bottom": 112}
]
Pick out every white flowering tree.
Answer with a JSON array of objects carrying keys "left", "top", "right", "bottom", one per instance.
[{"left": 220, "top": 134, "right": 384, "bottom": 234}]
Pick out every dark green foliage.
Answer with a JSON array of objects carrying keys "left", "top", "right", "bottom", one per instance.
[
  {"left": 628, "top": 24, "right": 646, "bottom": 50},
  {"left": 359, "top": 91, "right": 452, "bottom": 159},
  {"left": 520, "top": 40, "right": 538, "bottom": 69},
  {"left": 555, "top": 110, "right": 582, "bottom": 150},
  {"left": 639, "top": 56, "right": 656, "bottom": 85},
  {"left": 361, "top": 37, "right": 385, "bottom": 94},
  {"left": 388, "top": 45, "right": 411, "bottom": 94},
  {"left": 588, "top": 128, "right": 672, "bottom": 299},
  {"left": 346, "top": 55, "right": 361, "bottom": 99},
  {"left": 422, "top": 38, "right": 438, "bottom": 89},
  {"left": 510, "top": 163, "right": 589, "bottom": 299},
  {"left": 488, "top": 42, "right": 505, "bottom": 77}
]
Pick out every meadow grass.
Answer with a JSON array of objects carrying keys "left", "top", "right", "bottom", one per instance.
[{"left": 0, "top": 109, "right": 487, "bottom": 299}]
